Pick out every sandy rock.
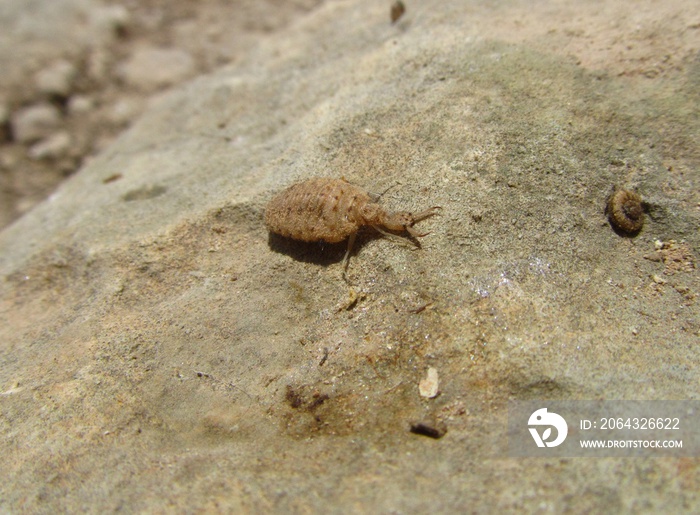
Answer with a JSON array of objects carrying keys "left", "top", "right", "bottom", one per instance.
[
  {"left": 0, "top": 0, "right": 699, "bottom": 513},
  {"left": 0, "top": 0, "right": 124, "bottom": 93},
  {"left": 67, "top": 95, "right": 95, "bottom": 115},
  {"left": 105, "top": 96, "right": 144, "bottom": 125},
  {"left": 117, "top": 47, "right": 196, "bottom": 90},
  {"left": 10, "top": 103, "right": 61, "bottom": 143},
  {"left": 34, "top": 59, "right": 77, "bottom": 97},
  {"left": 86, "top": 47, "right": 111, "bottom": 82},
  {"left": 27, "top": 131, "right": 72, "bottom": 160},
  {"left": 88, "top": 4, "right": 130, "bottom": 36},
  {"left": 0, "top": 103, "right": 8, "bottom": 141}
]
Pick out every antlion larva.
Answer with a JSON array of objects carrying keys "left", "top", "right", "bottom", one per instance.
[{"left": 264, "top": 177, "right": 440, "bottom": 273}]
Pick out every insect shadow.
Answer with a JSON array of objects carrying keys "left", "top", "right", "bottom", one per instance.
[{"left": 267, "top": 228, "right": 387, "bottom": 267}]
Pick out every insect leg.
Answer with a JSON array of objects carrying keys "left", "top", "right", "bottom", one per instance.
[{"left": 341, "top": 232, "right": 357, "bottom": 279}]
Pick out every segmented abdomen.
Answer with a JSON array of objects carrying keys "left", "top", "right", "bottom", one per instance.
[{"left": 264, "top": 178, "right": 371, "bottom": 243}]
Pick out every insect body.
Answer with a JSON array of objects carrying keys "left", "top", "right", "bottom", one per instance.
[{"left": 264, "top": 177, "right": 439, "bottom": 272}]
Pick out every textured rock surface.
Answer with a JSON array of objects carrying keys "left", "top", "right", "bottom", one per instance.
[
  {"left": 1, "top": 0, "right": 699, "bottom": 512},
  {"left": 0, "top": 0, "right": 322, "bottom": 230},
  {"left": 116, "top": 47, "right": 196, "bottom": 90},
  {"left": 34, "top": 59, "right": 78, "bottom": 97},
  {"left": 10, "top": 103, "right": 62, "bottom": 143}
]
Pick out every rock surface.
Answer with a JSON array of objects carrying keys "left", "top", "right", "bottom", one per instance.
[
  {"left": 34, "top": 59, "right": 78, "bottom": 97},
  {"left": 116, "top": 47, "right": 196, "bottom": 90},
  {"left": 1, "top": 0, "right": 699, "bottom": 512},
  {"left": 10, "top": 103, "right": 62, "bottom": 143},
  {"left": 28, "top": 131, "right": 72, "bottom": 160},
  {"left": 0, "top": 0, "right": 323, "bottom": 230}
]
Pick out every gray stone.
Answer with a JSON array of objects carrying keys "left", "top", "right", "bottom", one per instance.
[
  {"left": 105, "top": 96, "right": 144, "bottom": 125},
  {"left": 88, "top": 4, "right": 130, "bottom": 36},
  {"left": 117, "top": 47, "right": 196, "bottom": 90},
  {"left": 0, "top": 0, "right": 123, "bottom": 92},
  {"left": 34, "top": 59, "right": 77, "bottom": 96},
  {"left": 67, "top": 94, "right": 95, "bottom": 115},
  {"left": 27, "top": 131, "right": 72, "bottom": 159},
  {"left": 10, "top": 103, "right": 61, "bottom": 143}
]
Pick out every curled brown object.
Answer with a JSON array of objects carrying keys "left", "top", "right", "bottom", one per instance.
[{"left": 606, "top": 187, "right": 644, "bottom": 235}]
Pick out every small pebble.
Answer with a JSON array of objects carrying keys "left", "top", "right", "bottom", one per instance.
[
  {"left": 419, "top": 367, "right": 439, "bottom": 398},
  {"left": 409, "top": 421, "right": 446, "bottom": 439},
  {"left": 35, "top": 59, "right": 77, "bottom": 97},
  {"left": 391, "top": 0, "right": 406, "bottom": 23},
  {"left": 87, "top": 48, "right": 110, "bottom": 82},
  {"left": 67, "top": 95, "right": 95, "bottom": 115},
  {"left": 117, "top": 47, "right": 195, "bottom": 90},
  {"left": 0, "top": 104, "right": 8, "bottom": 141},
  {"left": 651, "top": 274, "right": 666, "bottom": 285},
  {"left": 107, "top": 97, "right": 143, "bottom": 125},
  {"left": 0, "top": 104, "right": 8, "bottom": 125},
  {"left": 89, "top": 4, "right": 131, "bottom": 35},
  {"left": 11, "top": 104, "right": 62, "bottom": 143},
  {"left": 28, "top": 131, "right": 72, "bottom": 160}
]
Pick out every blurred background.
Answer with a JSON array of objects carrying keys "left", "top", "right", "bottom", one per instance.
[{"left": 0, "top": 0, "right": 323, "bottom": 230}]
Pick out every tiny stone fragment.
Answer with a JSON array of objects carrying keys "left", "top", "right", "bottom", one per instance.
[
  {"left": 419, "top": 367, "right": 439, "bottom": 398},
  {"left": 391, "top": 1, "right": 406, "bottom": 23},
  {"left": 657, "top": 240, "right": 696, "bottom": 275},
  {"left": 651, "top": 274, "right": 666, "bottom": 285},
  {"left": 28, "top": 131, "right": 71, "bottom": 160},
  {"left": 409, "top": 422, "right": 446, "bottom": 439},
  {"left": 0, "top": 104, "right": 8, "bottom": 141},
  {"left": 35, "top": 59, "right": 77, "bottom": 97},
  {"left": 107, "top": 97, "right": 143, "bottom": 125},
  {"left": 11, "top": 104, "right": 62, "bottom": 143},
  {"left": 89, "top": 4, "right": 131, "bottom": 35},
  {"left": 67, "top": 95, "right": 95, "bottom": 115},
  {"left": 117, "top": 47, "right": 195, "bottom": 90}
]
